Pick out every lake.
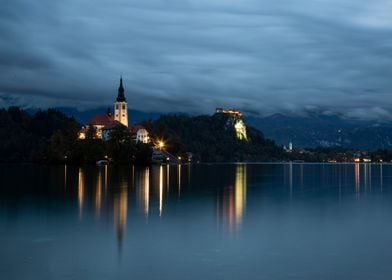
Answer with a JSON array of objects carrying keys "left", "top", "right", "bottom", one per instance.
[{"left": 1, "top": 163, "right": 392, "bottom": 279}]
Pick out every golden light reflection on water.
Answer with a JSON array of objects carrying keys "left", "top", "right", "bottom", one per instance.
[
  {"left": 136, "top": 167, "right": 150, "bottom": 216},
  {"left": 178, "top": 164, "right": 181, "bottom": 196},
  {"left": 355, "top": 163, "right": 360, "bottom": 200},
  {"left": 364, "top": 164, "right": 368, "bottom": 192},
  {"left": 114, "top": 182, "right": 128, "bottom": 251},
  {"left": 95, "top": 170, "right": 102, "bottom": 218},
  {"left": 69, "top": 163, "right": 391, "bottom": 254},
  {"left": 104, "top": 165, "right": 108, "bottom": 195},
  {"left": 380, "top": 164, "right": 383, "bottom": 191},
  {"left": 220, "top": 164, "right": 247, "bottom": 233},
  {"left": 78, "top": 168, "right": 84, "bottom": 219},
  {"left": 289, "top": 162, "right": 293, "bottom": 197},
  {"left": 159, "top": 165, "right": 163, "bottom": 216},
  {"left": 166, "top": 164, "right": 170, "bottom": 192},
  {"left": 235, "top": 164, "right": 247, "bottom": 226}
]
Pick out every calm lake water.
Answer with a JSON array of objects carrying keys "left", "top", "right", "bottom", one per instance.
[{"left": 1, "top": 163, "right": 392, "bottom": 279}]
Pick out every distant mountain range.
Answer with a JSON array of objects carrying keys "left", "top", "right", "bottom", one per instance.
[
  {"left": 246, "top": 113, "right": 392, "bottom": 150},
  {"left": 55, "top": 107, "right": 392, "bottom": 150}
]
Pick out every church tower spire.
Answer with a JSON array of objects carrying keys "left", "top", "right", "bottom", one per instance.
[
  {"left": 114, "top": 76, "right": 128, "bottom": 127},
  {"left": 117, "top": 76, "right": 126, "bottom": 102}
]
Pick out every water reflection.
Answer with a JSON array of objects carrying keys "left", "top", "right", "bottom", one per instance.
[
  {"left": 219, "top": 164, "right": 247, "bottom": 233},
  {"left": 136, "top": 167, "right": 150, "bottom": 216},
  {"left": 4, "top": 164, "right": 392, "bottom": 279},
  {"left": 289, "top": 162, "right": 293, "bottom": 196},
  {"left": 68, "top": 163, "right": 392, "bottom": 252},
  {"left": 355, "top": 163, "right": 360, "bottom": 200},
  {"left": 114, "top": 181, "right": 128, "bottom": 252},
  {"left": 64, "top": 164, "right": 67, "bottom": 190},
  {"left": 381, "top": 163, "right": 383, "bottom": 191},
  {"left": 95, "top": 170, "right": 102, "bottom": 218},
  {"left": 235, "top": 164, "right": 247, "bottom": 227},
  {"left": 178, "top": 164, "right": 181, "bottom": 196},
  {"left": 166, "top": 164, "right": 170, "bottom": 192},
  {"left": 78, "top": 168, "right": 84, "bottom": 219},
  {"left": 104, "top": 165, "right": 108, "bottom": 194},
  {"left": 159, "top": 165, "right": 164, "bottom": 216}
]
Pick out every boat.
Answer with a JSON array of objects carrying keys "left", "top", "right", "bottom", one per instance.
[{"left": 96, "top": 159, "right": 109, "bottom": 166}]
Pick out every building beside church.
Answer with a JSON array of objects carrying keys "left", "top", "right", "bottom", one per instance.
[{"left": 78, "top": 77, "right": 150, "bottom": 144}]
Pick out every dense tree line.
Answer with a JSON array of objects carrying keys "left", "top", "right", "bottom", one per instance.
[
  {"left": 0, "top": 107, "right": 151, "bottom": 164},
  {"left": 3, "top": 107, "right": 391, "bottom": 164},
  {"left": 0, "top": 107, "right": 80, "bottom": 162}
]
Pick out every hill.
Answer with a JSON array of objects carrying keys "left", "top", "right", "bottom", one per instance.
[{"left": 145, "top": 113, "right": 283, "bottom": 162}]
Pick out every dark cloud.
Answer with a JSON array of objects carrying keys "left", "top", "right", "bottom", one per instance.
[{"left": 1, "top": 0, "right": 392, "bottom": 119}]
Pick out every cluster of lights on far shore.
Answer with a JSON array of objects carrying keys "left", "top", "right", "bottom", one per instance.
[{"left": 353, "top": 158, "right": 374, "bottom": 163}]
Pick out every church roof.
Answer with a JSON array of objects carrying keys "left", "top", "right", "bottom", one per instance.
[
  {"left": 102, "top": 120, "right": 124, "bottom": 130},
  {"left": 89, "top": 114, "right": 115, "bottom": 126}
]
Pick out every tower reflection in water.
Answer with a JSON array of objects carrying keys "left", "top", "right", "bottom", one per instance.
[
  {"left": 114, "top": 180, "right": 128, "bottom": 252},
  {"left": 95, "top": 170, "right": 102, "bottom": 218},
  {"left": 219, "top": 164, "right": 247, "bottom": 233}
]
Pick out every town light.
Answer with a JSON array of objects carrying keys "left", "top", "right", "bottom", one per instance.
[{"left": 158, "top": 141, "right": 165, "bottom": 149}]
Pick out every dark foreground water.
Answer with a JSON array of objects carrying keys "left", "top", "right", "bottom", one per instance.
[{"left": 1, "top": 163, "right": 392, "bottom": 279}]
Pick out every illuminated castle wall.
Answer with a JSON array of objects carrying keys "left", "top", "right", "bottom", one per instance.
[{"left": 216, "top": 108, "right": 248, "bottom": 141}]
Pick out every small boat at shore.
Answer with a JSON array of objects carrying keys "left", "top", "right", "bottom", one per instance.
[{"left": 96, "top": 159, "right": 109, "bottom": 166}]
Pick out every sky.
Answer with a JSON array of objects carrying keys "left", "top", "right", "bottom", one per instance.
[{"left": 1, "top": 0, "right": 392, "bottom": 119}]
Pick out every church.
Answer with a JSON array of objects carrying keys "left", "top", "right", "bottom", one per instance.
[{"left": 78, "top": 77, "right": 150, "bottom": 144}]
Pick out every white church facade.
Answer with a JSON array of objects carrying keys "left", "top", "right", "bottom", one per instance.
[{"left": 78, "top": 77, "right": 150, "bottom": 144}]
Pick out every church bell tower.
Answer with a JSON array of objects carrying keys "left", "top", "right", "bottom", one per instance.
[{"left": 114, "top": 76, "right": 128, "bottom": 127}]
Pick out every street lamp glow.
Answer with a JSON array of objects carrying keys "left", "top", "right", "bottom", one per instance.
[{"left": 158, "top": 141, "right": 165, "bottom": 149}]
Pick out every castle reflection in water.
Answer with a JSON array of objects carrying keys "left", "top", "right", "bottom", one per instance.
[{"left": 68, "top": 162, "right": 384, "bottom": 251}]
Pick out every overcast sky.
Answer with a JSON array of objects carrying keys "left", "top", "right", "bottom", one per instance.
[{"left": 1, "top": 0, "right": 392, "bottom": 119}]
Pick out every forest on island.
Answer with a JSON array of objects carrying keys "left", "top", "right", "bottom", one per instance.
[{"left": 0, "top": 107, "right": 150, "bottom": 164}]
